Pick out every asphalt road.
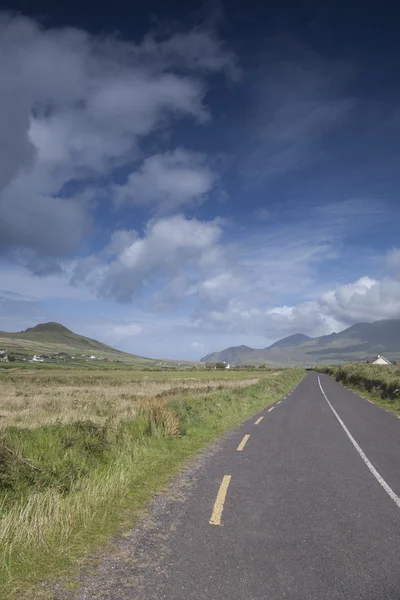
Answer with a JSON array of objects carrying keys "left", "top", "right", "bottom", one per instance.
[{"left": 72, "top": 372, "right": 400, "bottom": 600}]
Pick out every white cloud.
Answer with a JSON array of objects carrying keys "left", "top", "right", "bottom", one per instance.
[
  {"left": 3, "top": 231, "right": 400, "bottom": 356},
  {"left": 114, "top": 148, "right": 216, "bottom": 211},
  {"left": 178, "top": 226, "right": 400, "bottom": 342},
  {"left": 73, "top": 206, "right": 378, "bottom": 338},
  {"left": 118, "top": 215, "right": 221, "bottom": 270},
  {"left": 105, "top": 230, "right": 138, "bottom": 257},
  {"left": 152, "top": 276, "right": 191, "bottom": 306},
  {"left": 0, "top": 12, "right": 235, "bottom": 265},
  {"left": 75, "top": 214, "right": 224, "bottom": 302},
  {"left": 196, "top": 272, "right": 240, "bottom": 307},
  {"left": 319, "top": 276, "right": 400, "bottom": 324},
  {"left": 201, "top": 274, "right": 400, "bottom": 342}
]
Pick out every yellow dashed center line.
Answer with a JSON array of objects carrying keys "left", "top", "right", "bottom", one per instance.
[
  {"left": 268, "top": 406, "right": 275, "bottom": 412},
  {"left": 237, "top": 434, "right": 250, "bottom": 451},
  {"left": 254, "top": 416, "right": 264, "bottom": 425},
  {"left": 209, "top": 475, "right": 232, "bottom": 526}
]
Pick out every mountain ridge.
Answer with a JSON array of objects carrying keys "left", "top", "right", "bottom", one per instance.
[{"left": 200, "top": 319, "right": 400, "bottom": 366}]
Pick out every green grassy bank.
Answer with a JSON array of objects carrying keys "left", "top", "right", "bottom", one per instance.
[
  {"left": 0, "top": 368, "right": 304, "bottom": 598},
  {"left": 315, "top": 363, "right": 400, "bottom": 415}
]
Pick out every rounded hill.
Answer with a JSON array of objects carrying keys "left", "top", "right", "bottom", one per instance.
[{"left": 24, "top": 322, "right": 72, "bottom": 334}]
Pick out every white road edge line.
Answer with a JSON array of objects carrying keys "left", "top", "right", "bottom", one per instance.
[{"left": 318, "top": 376, "right": 400, "bottom": 510}]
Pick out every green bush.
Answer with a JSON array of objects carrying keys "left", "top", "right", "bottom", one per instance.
[{"left": 316, "top": 363, "right": 400, "bottom": 403}]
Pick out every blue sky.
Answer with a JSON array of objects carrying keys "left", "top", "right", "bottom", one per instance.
[{"left": 0, "top": 0, "right": 400, "bottom": 359}]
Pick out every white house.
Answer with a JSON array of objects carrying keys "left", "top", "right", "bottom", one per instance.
[
  {"left": 225, "top": 363, "right": 231, "bottom": 369},
  {"left": 32, "top": 355, "right": 44, "bottom": 362},
  {"left": 371, "top": 355, "right": 392, "bottom": 365}
]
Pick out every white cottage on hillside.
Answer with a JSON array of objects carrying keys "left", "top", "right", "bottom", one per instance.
[{"left": 371, "top": 355, "right": 392, "bottom": 365}]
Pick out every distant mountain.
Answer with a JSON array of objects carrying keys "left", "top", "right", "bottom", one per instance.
[
  {"left": 201, "top": 345, "right": 255, "bottom": 364},
  {"left": 0, "top": 322, "right": 158, "bottom": 365},
  {"left": 266, "top": 333, "right": 311, "bottom": 349},
  {"left": 200, "top": 319, "right": 400, "bottom": 366}
]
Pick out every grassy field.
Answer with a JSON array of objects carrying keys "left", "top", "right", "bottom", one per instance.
[
  {"left": 0, "top": 368, "right": 264, "bottom": 428},
  {"left": 315, "top": 363, "right": 400, "bottom": 414},
  {"left": 0, "top": 367, "right": 304, "bottom": 598}
]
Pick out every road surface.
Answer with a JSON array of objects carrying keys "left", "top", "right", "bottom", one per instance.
[{"left": 72, "top": 372, "right": 400, "bottom": 600}]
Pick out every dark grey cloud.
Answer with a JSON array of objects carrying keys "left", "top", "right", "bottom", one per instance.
[{"left": 0, "top": 183, "right": 89, "bottom": 258}]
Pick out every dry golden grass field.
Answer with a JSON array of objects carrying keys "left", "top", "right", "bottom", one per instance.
[{"left": 0, "top": 369, "right": 261, "bottom": 428}]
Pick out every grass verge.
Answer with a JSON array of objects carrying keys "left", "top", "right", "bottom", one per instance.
[
  {"left": 0, "top": 368, "right": 304, "bottom": 598},
  {"left": 315, "top": 363, "right": 400, "bottom": 415}
]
